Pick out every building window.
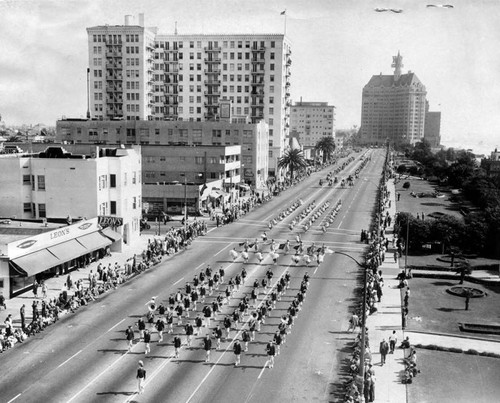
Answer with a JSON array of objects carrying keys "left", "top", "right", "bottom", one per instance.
[
  {"left": 37, "top": 175, "right": 45, "bottom": 191},
  {"left": 23, "top": 203, "right": 31, "bottom": 213},
  {"left": 269, "top": 150, "right": 273, "bottom": 158},
  {"left": 132, "top": 197, "right": 137, "bottom": 209},
  {"left": 195, "top": 156, "right": 204, "bottom": 164},
  {"left": 38, "top": 203, "right": 46, "bottom": 218},
  {"left": 22, "top": 175, "right": 31, "bottom": 185},
  {"left": 99, "top": 174, "right": 107, "bottom": 190}
]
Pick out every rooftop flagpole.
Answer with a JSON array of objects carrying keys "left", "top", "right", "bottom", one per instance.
[{"left": 281, "top": 9, "right": 287, "bottom": 36}]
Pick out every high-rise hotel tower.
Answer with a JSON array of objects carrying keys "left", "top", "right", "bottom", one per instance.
[{"left": 360, "top": 52, "right": 427, "bottom": 145}]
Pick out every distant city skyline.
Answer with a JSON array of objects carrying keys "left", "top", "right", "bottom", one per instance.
[{"left": 1, "top": 0, "right": 499, "bottom": 154}]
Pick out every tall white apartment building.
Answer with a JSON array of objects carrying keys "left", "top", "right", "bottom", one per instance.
[
  {"left": 87, "top": 14, "right": 291, "bottom": 175},
  {"left": 289, "top": 101, "right": 335, "bottom": 148}
]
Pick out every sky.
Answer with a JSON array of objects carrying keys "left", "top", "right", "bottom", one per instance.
[{"left": 1, "top": 0, "right": 499, "bottom": 154}]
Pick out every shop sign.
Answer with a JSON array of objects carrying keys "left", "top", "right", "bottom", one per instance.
[{"left": 98, "top": 216, "right": 123, "bottom": 228}]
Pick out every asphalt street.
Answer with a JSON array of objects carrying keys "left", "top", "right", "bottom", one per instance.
[{"left": 0, "top": 149, "right": 385, "bottom": 403}]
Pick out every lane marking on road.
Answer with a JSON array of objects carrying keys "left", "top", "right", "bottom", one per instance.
[
  {"left": 194, "top": 262, "right": 206, "bottom": 271},
  {"left": 67, "top": 351, "right": 130, "bottom": 403},
  {"left": 7, "top": 393, "right": 21, "bottom": 403},
  {"left": 57, "top": 349, "right": 82, "bottom": 369},
  {"left": 172, "top": 277, "right": 184, "bottom": 286},
  {"left": 107, "top": 319, "right": 125, "bottom": 333},
  {"left": 257, "top": 363, "right": 268, "bottom": 379},
  {"left": 214, "top": 243, "right": 232, "bottom": 257}
]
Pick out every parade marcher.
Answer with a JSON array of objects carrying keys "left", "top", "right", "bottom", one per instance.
[
  {"left": 203, "top": 305, "right": 212, "bottom": 328},
  {"left": 156, "top": 317, "right": 165, "bottom": 343},
  {"left": 175, "top": 304, "right": 184, "bottom": 325},
  {"left": 233, "top": 339, "right": 242, "bottom": 366},
  {"left": 173, "top": 335, "right": 182, "bottom": 358},
  {"left": 195, "top": 314, "right": 203, "bottom": 335},
  {"left": 274, "top": 330, "right": 282, "bottom": 355},
  {"left": 143, "top": 329, "right": 151, "bottom": 355},
  {"left": 242, "top": 329, "right": 250, "bottom": 352},
  {"left": 136, "top": 361, "right": 146, "bottom": 394},
  {"left": 266, "top": 340, "right": 276, "bottom": 368},
  {"left": 166, "top": 308, "right": 174, "bottom": 333},
  {"left": 203, "top": 334, "right": 212, "bottom": 362},
  {"left": 185, "top": 321, "right": 194, "bottom": 347},
  {"left": 224, "top": 315, "right": 232, "bottom": 339},
  {"left": 213, "top": 325, "right": 223, "bottom": 350},
  {"left": 126, "top": 325, "right": 135, "bottom": 352}
]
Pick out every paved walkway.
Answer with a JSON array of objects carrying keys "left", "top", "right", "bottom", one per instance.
[
  {"left": 2, "top": 233, "right": 153, "bottom": 330},
  {"left": 368, "top": 177, "right": 500, "bottom": 403},
  {"left": 365, "top": 178, "right": 408, "bottom": 403}
]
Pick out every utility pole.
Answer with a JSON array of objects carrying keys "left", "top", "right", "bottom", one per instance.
[
  {"left": 184, "top": 173, "right": 187, "bottom": 233},
  {"left": 86, "top": 68, "right": 91, "bottom": 119}
]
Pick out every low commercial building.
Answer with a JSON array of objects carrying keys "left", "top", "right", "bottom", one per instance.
[
  {"left": 0, "top": 145, "right": 142, "bottom": 251},
  {"left": 0, "top": 217, "right": 118, "bottom": 299},
  {"left": 141, "top": 144, "right": 241, "bottom": 217},
  {"left": 56, "top": 119, "right": 268, "bottom": 187}
]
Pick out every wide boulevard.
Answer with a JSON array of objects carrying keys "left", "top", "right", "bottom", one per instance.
[{"left": 1, "top": 149, "right": 385, "bottom": 403}]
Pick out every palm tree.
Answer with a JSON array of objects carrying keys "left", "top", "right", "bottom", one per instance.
[
  {"left": 278, "top": 148, "right": 308, "bottom": 181},
  {"left": 315, "top": 136, "right": 336, "bottom": 163}
]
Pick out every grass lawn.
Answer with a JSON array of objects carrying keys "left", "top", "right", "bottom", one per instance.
[
  {"left": 395, "top": 176, "right": 463, "bottom": 220},
  {"left": 408, "top": 349, "right": 500, "bottom": 403},
  {"left": 405, "top": 278, "right": 500, "bottom": 342}
]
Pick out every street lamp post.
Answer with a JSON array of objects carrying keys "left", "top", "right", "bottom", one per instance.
[{"left": 184, "top": 173, "right": 187, "bottom": 233}]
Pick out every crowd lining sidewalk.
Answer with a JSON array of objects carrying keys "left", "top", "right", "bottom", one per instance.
[{"left": 365, "top": 178, "right": 408, "bottom": 403}]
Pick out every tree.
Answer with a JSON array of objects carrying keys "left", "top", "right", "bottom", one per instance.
[
  {"left": 315, "top": 136, "right": 336, "bottom": 163},
  {"left": 278, "top": 148, "right": 308, "bottom": 181},
  {"left": 6, "top": 134, "right": 21, "bottom": 142}
]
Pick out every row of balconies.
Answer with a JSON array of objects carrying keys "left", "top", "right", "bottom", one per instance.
[
  {"left": 106, "top": 75, "right": 123, "bottom": 81},
  {"left": 106, "top": 62, "right": 123, "bottom": 69},
  {"left": 106, "top": 86, "right": 123, "bottom": 92},
  {"left": 106, "top": 97, "right": 123, "bottom": 103}
]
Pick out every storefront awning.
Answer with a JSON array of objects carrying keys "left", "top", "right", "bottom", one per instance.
[
  {"left": 77, "top": 231, "right": 112, "bottom": 251},
  {"left": 100, "top": 227, "right": 122, "bottom": 242},
  {"left": 47, "top": 239, "right": 88, "bottom": 262},
  {"left": 12, "top": 249, "right": 61, "bottom": 277}
]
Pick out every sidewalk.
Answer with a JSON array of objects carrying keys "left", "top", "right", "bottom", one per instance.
[
  {"left": 365, "top": 177, "right": 408, "bottom": 403},
  {"left": 1, "top": 232, "right": 154, "bottom": 332}
]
